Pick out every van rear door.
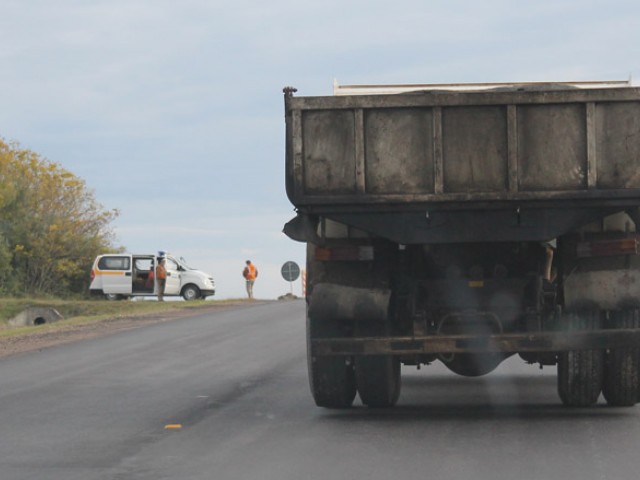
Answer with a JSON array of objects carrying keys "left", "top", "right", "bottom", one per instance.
[{"left": 96, "top": 255, "right": 133, "bottom": 296}]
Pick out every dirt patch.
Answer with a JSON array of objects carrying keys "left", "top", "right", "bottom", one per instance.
[{"left": 0, "top": 303, "right": 253, "bottom": 359}]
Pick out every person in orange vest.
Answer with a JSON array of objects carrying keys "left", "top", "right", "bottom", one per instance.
[
  {"left": 146, "top": 266, "right": 155, "bottom": 289},
  {"left": 156, "top": 257, "right": 167, "bottom": 301},
  {"left": 242, "top": 260, "right": 258, "bottom": 299}
]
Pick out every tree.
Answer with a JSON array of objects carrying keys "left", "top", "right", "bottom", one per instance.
[{"left": 0, "top": 138, "right": 120, "bottom": 296}]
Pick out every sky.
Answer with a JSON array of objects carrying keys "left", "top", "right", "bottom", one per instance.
[{"left": 1, "top": 0, "right": 639, "bottom": 299}]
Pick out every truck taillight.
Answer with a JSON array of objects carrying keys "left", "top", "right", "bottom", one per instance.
[
  {"left": 315, "top": 246, "right": 374, "bottom": 261},
  {"left": 90, "top": 269, "right": 95, "bottom": 280},
  {"left": 577, "top": 238, "right": 639, "bottom": 258}
]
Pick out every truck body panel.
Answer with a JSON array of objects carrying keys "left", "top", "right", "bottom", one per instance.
[{"left": 287, "top": 85, "right": 640, "bottom": 206}]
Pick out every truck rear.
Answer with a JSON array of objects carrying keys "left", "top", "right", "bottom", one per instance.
[{"left": 283, "top": 81, "right": 640, "bottom": 408}]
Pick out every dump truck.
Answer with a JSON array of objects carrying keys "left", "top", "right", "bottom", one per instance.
[{"left": 283, "top": 80, "right": 640, "bottom": 408}]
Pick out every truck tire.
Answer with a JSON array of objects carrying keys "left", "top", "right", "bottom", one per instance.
[
  {"left": 309, "top": 356, "right": 356, "bottom": 408},
  {"left": 354, "top": 318, "right": 401, "bottom": 407},
  {"left": 307, "top": 314, "right": 356, "bottom": 408},
  {"left": 355, "top": 356, "right": 401, "bottom": 408},
  {"left": 603, "top": 309, "right": 640, "bottom": 407},
  {"left": 557, "top": 311, "right": 603, "bottom": 407},
  {"left": 305, "top": 242, "right": 358, "bottom": 408}
]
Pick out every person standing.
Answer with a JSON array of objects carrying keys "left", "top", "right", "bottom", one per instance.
[
  {"left": 242, "top": 260, "right": 258, "bottom": 299},
  {"left": 156, "top": 257, "right": 167, "bottom": 301}
]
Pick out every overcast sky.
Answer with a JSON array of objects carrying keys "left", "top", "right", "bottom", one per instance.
[{"left": 1, "top": 0, "right": 639, "bottom": 299}]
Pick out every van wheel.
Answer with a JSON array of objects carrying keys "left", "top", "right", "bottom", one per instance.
[
  {"left": 182, "top": 285, "right": 201, "bottom": 301},
  {"left": 105, "top": 294, "right": 125, "bottom": 301}
]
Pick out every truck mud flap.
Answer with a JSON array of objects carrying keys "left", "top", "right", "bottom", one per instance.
[{"left": 308, "top": 283, "right": 390, "bottom": 323}]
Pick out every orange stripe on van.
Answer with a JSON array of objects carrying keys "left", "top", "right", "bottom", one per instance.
[{"left": 93, "top": 270, "right": 127, "bottom": 276}]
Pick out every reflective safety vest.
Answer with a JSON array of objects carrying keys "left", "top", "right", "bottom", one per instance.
[
  {"left": 156, "top": 263, "right": 167, "bottom": 280},
  {"left": 245, "top": 263, "right": 257, "bottom": 280}
]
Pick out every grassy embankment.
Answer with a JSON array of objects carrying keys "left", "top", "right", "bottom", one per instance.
[{"left": 0, "top": 297, "right": 246, "bottom": 339}]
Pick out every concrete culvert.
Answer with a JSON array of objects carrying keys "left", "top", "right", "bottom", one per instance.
[{"left": 8, "top": 307, "right": 64, "bottom": 327}]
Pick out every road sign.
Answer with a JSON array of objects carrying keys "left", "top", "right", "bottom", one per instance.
[{"left": 281, "top": 261, "right": 300, "bottom": 282}]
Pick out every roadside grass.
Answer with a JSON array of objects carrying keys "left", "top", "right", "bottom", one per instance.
[{"left": 0, "top": 297, "right": 251, "bottom": 338}]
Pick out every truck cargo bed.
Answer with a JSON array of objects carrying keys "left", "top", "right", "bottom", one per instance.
[{"left": 284, "top": 84, "right": 640, "bottom": 243}]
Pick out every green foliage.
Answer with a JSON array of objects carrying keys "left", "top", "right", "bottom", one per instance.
[
  {"left": 0, "top": 233, "right": 13, "bottom": 293},
  {"left": 0, "top": 138, "right": 120, "bottom": 296}
]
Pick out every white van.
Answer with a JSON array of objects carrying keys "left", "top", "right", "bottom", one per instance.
[{"left": 89, "top": 253, "right": 215, "bottom": 301}]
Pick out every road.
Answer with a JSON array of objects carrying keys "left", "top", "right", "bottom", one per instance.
[{"left": 1, "top": 300, "right": 639, "bottom": 480}]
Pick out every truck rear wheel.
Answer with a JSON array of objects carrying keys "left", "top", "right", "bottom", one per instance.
[
  {"left": 557, "top": 311, "right": 603, "bottom": 407},
  {"left": 308, "top": 356, "right": 356, "bottom": 408},
  {"left": 307, "top": 314, "right": 356, "bottom": 408},
  {"left": 603, "top": 309, "right": 640, "bottom": 407},
  {"left": 355, "top": 356, "right": 401, "bottom": 407}
]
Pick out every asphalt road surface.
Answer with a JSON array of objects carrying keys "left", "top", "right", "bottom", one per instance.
[{"left": 1, "top": 300, "right": 639, "bottom": 480}]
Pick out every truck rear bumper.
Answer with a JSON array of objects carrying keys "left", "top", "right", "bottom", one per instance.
[{"left": 311, "top": 329, "right": 640, "bottom": 356}]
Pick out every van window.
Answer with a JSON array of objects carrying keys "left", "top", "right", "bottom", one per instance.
[
  {"left": 98, "top": 256, "right": 131, "bottom": 271},
  {"left": 134, "top": 258, "right": 153, "bottom": 272},
  {"left": 166, "top": 257, "right": 179, "bottom": 271}
]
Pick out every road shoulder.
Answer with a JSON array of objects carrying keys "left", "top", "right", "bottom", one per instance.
[{"left": 0, "top": 302, "right": 269, "bottom": 358}]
